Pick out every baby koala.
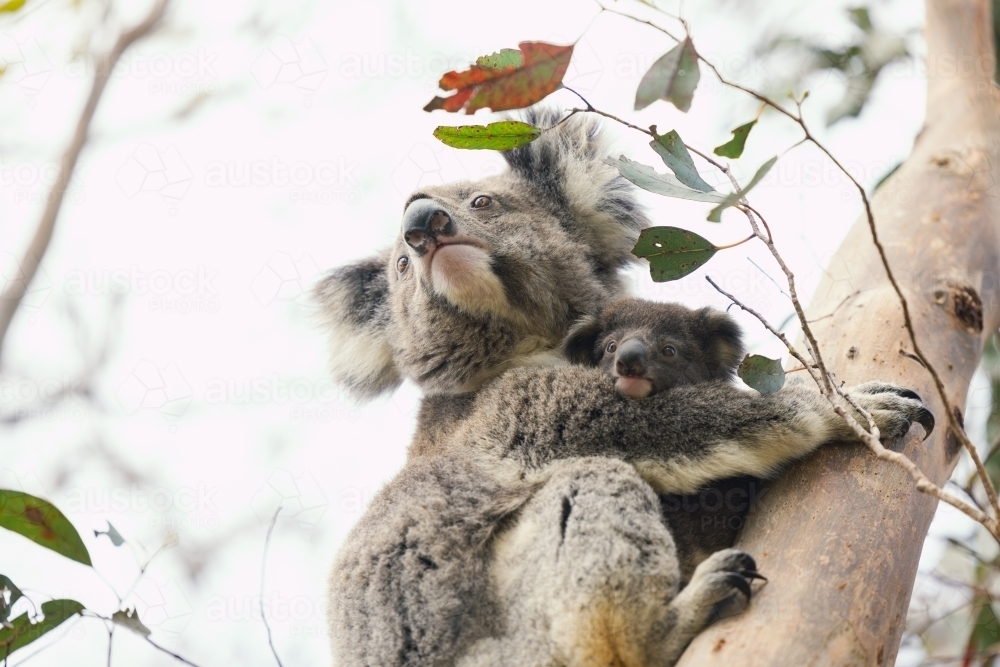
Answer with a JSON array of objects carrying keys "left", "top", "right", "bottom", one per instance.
[
  {"left": 562, "top": 296, "right": 755, "bottom": 586},
  {"left": 562, "top": 296, "right": 745, "bottom": 398}
]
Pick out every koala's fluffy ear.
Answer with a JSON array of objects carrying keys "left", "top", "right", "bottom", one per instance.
[
  {"left": 312, "top": 252, "right": 401, "bottom": 400},
  {"left": 503, "top": 108, "right": 651, "bottom": 280},
  {"left": 562, "top": 315, "right": 603, "bottom": 366},
  {"left": 695, "top": 308, "right": 745, "bottom": 379}
]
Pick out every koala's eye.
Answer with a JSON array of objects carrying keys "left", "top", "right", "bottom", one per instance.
[
  {"left": 471, "top": 195, "right": 493, "bottom": 209},
  {"left": 663, "top": 345, "right": 676, "bottom": 357},
  {"left": 605, "top": 341, "right": 617, "bottom": 354},
  {"left": 396, "top": 256, "right": 409, "bottom": 273}
]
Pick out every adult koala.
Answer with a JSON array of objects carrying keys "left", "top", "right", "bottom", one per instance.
[{"left": 315, "top": 110, "right": 933, "bottom": 666}]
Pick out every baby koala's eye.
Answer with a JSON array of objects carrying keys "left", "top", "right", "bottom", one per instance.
[
  {"left": 662, "top": 345, "right": 676, "bottom": 357},
  {"left": 397, "top": 256, "right": 409, "bottom": 273},
  {"left": 471, "top": 195, "right": 493, "bottom": 209},
  {"left": 605, "top": 341, "right": 617, "bottom": 354}
]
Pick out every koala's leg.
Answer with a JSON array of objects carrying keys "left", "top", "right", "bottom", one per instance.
[
  {"left": 466, "top": 457, "right": 683, "bottom": 667},
  {"left": 657, "top": 548, "right": 762, "bottom": 664}
]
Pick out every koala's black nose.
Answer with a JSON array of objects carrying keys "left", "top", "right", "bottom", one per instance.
[
  {"left": 615, "top": 339, "right": 648, "bottom": 377},
  {"left": 403, "top": 199, "right": 456, "bottom": 256}
]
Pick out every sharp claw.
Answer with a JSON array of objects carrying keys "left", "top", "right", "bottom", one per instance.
[
  {"left": 915, "top": 406, "right": 935, "bottom": 439},
  {"left": 743, "top": 570, "right": 768, "bottom": 582},
  {"left": 724, "top": 572, "right": 752, "bottom": 600},
  {"left": 897, "top": 388, "right": 922, "bottom": 402}
]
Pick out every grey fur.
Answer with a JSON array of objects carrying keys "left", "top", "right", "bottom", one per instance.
[
  {"left": 330, "top": 367, "right": 932, "bottom": 666},
  {"left": 314, "top": 109, "right": 648, "bottom": 400},
  {"left": 319, "top": 113, "right": 934, "bottom": 666}
]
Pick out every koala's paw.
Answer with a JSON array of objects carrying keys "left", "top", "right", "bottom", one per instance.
[
  {"left": 845, "top": 382, "right": 935, "bottom": 441},
  {"left": 686, "top": 548, "right": 765, "bottom": 623}
]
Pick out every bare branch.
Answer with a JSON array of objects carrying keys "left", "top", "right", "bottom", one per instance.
[
  {"left": 261, "top": 507, "right": 285, "bottom": 667},
  {"left": 0, "top": 0, "right": 169, "bottom": 359}
]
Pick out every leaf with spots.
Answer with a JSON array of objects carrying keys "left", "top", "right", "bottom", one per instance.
[
  {"left": 713, "top": 120, "right": 757, "bottom": 159},
  {"left": 706, "top": 156, "right": 777, "bottom": 222},
  {"left": 604, "top": 156, "right": 726, "bottom": 203},
  {"left": 634, "top": 37, "right": 700, "bottom": 112},
  {"left": 433, "top": 121, "right": 541, "bottom": 151},
  {"left": 0, "top": 490, "right": 91, "bottom": 566},
  {"left": 649, "top": 127, "right": 714, "bottom": 192},
  {"left": 0, "top": 599, "right": 84, "bottom": 656},
  {"left": 424, "top": 42, "right": 574, "bottom": 114},
  {"left": 738, "top": 354, "right": 786, "bottom": 394},
  {"left": 0, "top": 575, "right": 23, "bottom": 625},
  {"left": 632, "top": 227, "right": 718, "bottom": 282},
  {"left": 476, "top": 48, "right": 523, "bottom": 70}
]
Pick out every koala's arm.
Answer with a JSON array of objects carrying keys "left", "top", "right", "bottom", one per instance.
[{"left": 465, "top": 367, "right": 934, "bottom": 495}]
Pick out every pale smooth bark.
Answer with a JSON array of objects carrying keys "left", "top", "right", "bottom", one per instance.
[{"left": 677, "top": 0, "right": 1000, "bottom": 664}]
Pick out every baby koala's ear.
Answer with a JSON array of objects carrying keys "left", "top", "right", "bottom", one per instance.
[
  {"left": 562, "top": 314, "right": 603, "bottom": 366},
  {"left": 695, "top": 308, "right": 745, "bottom": 379},
  {"left": 312, "top": 251, "right": 402, "bottom": 400}
]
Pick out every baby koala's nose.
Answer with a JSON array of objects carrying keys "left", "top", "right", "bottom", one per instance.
[{"left": 615, "top": 339, "right": 648, "bottom": 377}]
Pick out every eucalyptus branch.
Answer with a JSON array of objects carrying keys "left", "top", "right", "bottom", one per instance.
[
  {"left": 708, "top": 277, "right": 1000, "bottom": 538},
  {"left": 580, "top": 2, "right": 1000, "bottom": 534}
]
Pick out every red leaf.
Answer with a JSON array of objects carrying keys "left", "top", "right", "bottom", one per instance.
[{"left": 424, "top": 42, "right": 574, "bottom": 114}]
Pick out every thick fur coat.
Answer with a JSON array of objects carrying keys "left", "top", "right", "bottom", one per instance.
[{"left": 315, "top": 111, "right": 933, "bottom": 666}]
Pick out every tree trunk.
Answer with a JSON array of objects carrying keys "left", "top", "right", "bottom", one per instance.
[{"left": 677, "top": 0, "right": 1000, "bottom": 664}]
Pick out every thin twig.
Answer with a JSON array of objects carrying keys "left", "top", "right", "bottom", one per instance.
[
  {"left": 142, "top": 636, "right": 201, "bottom": 667},
  {"left": 711, "top": 278, "right": 998, "bottom": 535},
  {"left": 581, "top": 3, "right": 1000, "bottom": 537},
  {"left": 261, "top": 507, "right": 285, "bottom": 667},
  {"left": 746, "top": 257, "right": 791, "bottom": 300},
  {"left": 0, "top": 0, "right": 169, "bottom": 358},
  {"left": 705, "top": 275, "right": 820, "bottom": 386}
]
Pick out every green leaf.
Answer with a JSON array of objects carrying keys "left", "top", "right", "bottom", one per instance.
[
  {"left": 967, "top": 596, "right": 1000, "bottom": 658},
  {"left": 0, "top": 599, "right": 84, "bottom": 656},
  {"left": 433, "top": 121, "right": 541, "bottom": 151},
  {"left": 738, "top": 355, "right": 786, "bottom": 394},
  {"left": 649, "top": 128, "right": 714, "bottom": 192},
  {"left": 707, "top": 156, "right": 777, "bottom": 222},
  {"left": 0, "top": 490, "right": 91, "bottom": 566},
  {"left": 604, "top": 156, "right": 726, "bottom": 203},
  {"left": 0, "top": 0, "right": 26, "bottom": 13},
  {"left": 632, "top": 227, "right": 718, "bottom": 282},
  {"left": 634, "top": 37, "right": 701, "bottom": 112},
  {"left": 713, "top": 120, "right": 757, "bottom": 159},
  {"left": 94, "top": 521, "right": 125, "bottom": 547},
  {"left": 0, "top": 575, "right": 24, "bottom": 625},
  {"left": 848, "top": 7, "right": 872, "bottom": 32},
  {"left": 112, "top": 608, "right": 151, "bottom": 637},
  {"left": 476, "top": 48, "right": 523, "bottom": 70}
]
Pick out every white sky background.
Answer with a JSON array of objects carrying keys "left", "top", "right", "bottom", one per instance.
[{"left": 0, "top": 0, "right": 976, "bottom": 664}]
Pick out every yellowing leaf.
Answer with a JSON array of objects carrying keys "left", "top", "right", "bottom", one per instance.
[
  {"left": 433, "top": 121, "right": 541, "bottom": 151},
  {"left": 0, "top": 0, "right": 26, "bottom": 13}
]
